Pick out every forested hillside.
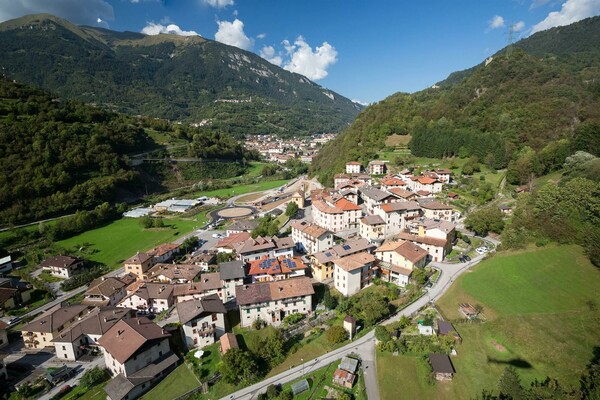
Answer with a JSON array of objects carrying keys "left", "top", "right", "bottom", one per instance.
[
  {"left": 0, "top": 79, "right": 255, "bottom": 225},
  {"left": 310, "top": 17, "right": 600, "bottom": 185},
  {"left": 0, "top": 14, "right": 361, "bottom": 137}
]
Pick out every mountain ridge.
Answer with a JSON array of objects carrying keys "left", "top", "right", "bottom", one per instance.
[{"left": 0, "top": 13, "right": 362, "bottom": 137}]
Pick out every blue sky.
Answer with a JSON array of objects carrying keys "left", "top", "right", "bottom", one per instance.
[{"left": 1, "top": 0, "right": 599, "bottom": 103}]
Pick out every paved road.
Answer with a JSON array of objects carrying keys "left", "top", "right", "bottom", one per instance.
[{"left": 219, "top": 238, "right": 496, "bottom": 400}]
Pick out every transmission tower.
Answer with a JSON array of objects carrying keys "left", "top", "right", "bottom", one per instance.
[{"left": 505, "top": 24, "right": 516, "bottom": 57}]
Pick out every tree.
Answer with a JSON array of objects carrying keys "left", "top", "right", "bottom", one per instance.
[
  {"left": 326, "top": 325, "right": 347, "bottom": 344},
  {"left": 220, "top": 348, "right": 259, "bottom": 385},
  {"left": 375, "top": 326, "right": 391, "bottom": 343},
  {"left": 322, "top": 287, "right": 338, "bottom": 309},
  {"left": 465, "top": 207, "right": 505, "bottom": 236},
  {"left": 252, "top": 215, "right": 280, "bottom": 238},
  {"left": 412, "top": 268, "right": 427, "bottom": 286},
  {"left": 181, "top": 236, "right": 198, "bottom": 253},
  {"left": 80, "top": 367, "right": 109, "bottom": 389},
  {"left": 338, "top": 393, "right": 352, "bottom": 400},
  {"left": 498, "top": 367, "right": 525, "bottom": 400},
  {"left": 262, "top": 329, "right": 286, "bottom": 367},
  {"left": 285, "top": 201, "right": 299, "bottom": 218}
]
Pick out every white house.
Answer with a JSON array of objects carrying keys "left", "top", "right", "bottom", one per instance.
[
  {"left": 291, "top": 221, "right": 334, "bottom": 254},
  {"left": 374, "top": 201, "right": 422, "bottom": 236},
  {"left": 419, "top": 201, "right": 454, "bottom": 222},
  {"left": 333, "top": 252, "right": 377, "bottom": 297},
  {"left": 358, "top": 215, "right": 386, "bottom": 243},
  {"left": 345, "top": 162, "right": 362, "bottom": 174},
  {"left": 177, "top": 294, "right": 227, "bottom": 349},
  {"left": 39, "top": 256, "right": 84, "bottom": 279}
]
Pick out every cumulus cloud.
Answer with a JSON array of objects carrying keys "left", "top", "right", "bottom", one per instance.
[
  {"left": 215, "top": 18, "right": 254, "bottom": 50},
  {"left": 512, "top": 20, "right": 526, "bottom": 31},
  {"left": 352, "top": 99, "right": 369, "bottom": 106},
  {"left": 489, "top": 15, "right": 505, "bottom": 29},
  {"left": 531, "top": 0, "right": 600, "bottom": 33},
  {"left": 260, "top": 45, "right": 282, "bottom": 66},
  {"left": 202, "top": 0, "right": 234, "bottom": 8},
  {"left": 142, "top": 22, "right": 199, "bottom": 36},
  {"left": 0, "top": 0, "right": 114, "bottom": 25},
  {"left": 257, "top": 33, "right": 266, "bottom": 39},
  {"left": 281, "top": 36, "right": 338, "bottom": 80}
]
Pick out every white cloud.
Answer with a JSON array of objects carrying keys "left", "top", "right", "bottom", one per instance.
[
  {"left": 257, "top": 33, "right": 266, "bottom": 39},
  {"left": 530, "top": 0, "right": 552, "bottom": 9},
  {"left": 215, "top": 18, "right": 253, "bottom": 50},
  {"left": 282, "top": 36, "right": 338, "bottom": 81},
  {"left": 259, "top": 45, "right": 282, "bottom": 66},
  {"left": 531, "top": 0, "right": 600, "bottom": 33},
  {"left": 202, "top": 0, "right": 234, "bottom": 8},
  {"left": 513, "top": 20, "right": 526, "bottom": 31},
  {"left": 131, "top": 0, "right": 140, "bottom": 3},
  {"left": 489, "top": 15, "right": 505, "bottom": 29},
  {"left": 352, "top": 99, "right": 369, "bottom": 106},
  {"left": 0, "top": 0, "right": 114, "bottom": 25},
  {"left": 142, "top": 22, "right": 199, "bottom": 36}
]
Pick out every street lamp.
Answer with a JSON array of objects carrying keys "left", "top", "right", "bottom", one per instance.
[{"left": 301, "top": 358, "right": 304, "bottom": 376}]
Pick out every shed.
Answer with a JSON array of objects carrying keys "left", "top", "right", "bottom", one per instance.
[
  {"left": 429, "top": 354, "right": 455, "bottom": 381},
  {"left": 333, "top": 368, "right": 356, "bottom": 388},
  {"left": 437, "top": 319, "right": 462, "bottom": 343},
  {"left": 291, "top": 379, "right": 309, "bottom": 395},
  {"left": 339, "top": 356, "right": 359, "bottom": 374}
]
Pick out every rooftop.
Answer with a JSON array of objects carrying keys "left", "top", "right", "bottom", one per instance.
[
  {"left": 333, "top": 252, "right": 376, "bottom": 272},
  {"left": 176, "top": 294, "right": 226, "bottom": 325},
  {"left": 236, "top": 276, "right": 314, "bottom": 306},
  {"left": 429, "top": 354, "right": 455, "bottom": 374}
]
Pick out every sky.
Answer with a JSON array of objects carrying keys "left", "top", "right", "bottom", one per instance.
[{"left": 0, "top": 0, "right": 599, "bottom": 104}]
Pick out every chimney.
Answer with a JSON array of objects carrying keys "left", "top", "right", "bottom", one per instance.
[
  {"left": 137, "top": 319, "right": 142, "bottom": 325},
  {"left": 103, "top": 317, "right": 108, "bottom": 323}
]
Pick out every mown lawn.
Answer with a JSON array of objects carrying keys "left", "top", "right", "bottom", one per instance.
[
  {"left": 56, "top": 217, "right": 198, "bottom": 269},
  {"left": 141, "top": 363, "right": 199, "bottom": 400},
  {"left": 378, "top": 245, "right": 600, "bottom": 400},
  {"left": 377, "top": 353, "right": 437, "bottom": 400},
  {"left": 193, "top": 179, "right": 290, "bottom": 199}
]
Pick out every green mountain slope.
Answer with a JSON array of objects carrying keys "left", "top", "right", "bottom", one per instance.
[
  {"left": 311, "top": 17, "right": 600, "bottom": 184},
  {"left": 0, "top": 14, "right": 362, "bottom": 137}
]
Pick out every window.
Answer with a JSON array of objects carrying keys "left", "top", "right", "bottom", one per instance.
[
  {"left": 159, "top": 351, "right": 163, "bottom": 357},
  {"left": 212, "top": 313, "right": 218, "bottom": 321}
]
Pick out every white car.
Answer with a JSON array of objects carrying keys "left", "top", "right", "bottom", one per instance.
[
  {"left": 212, "top": 233, "right": 221, "bottom": 238},
  {"left": 475, "top": 248, "right": 486, "bottom": 255}
]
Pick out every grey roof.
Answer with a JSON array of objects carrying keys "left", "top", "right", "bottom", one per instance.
[
  {"left": 219, "top": 260, "right": 247, "bottom": 281},
  {"left": 339, "top": 356, "right": 359, "bottom": 373},
  {"left": 176, "top": 294, "right": 227, "bottom": 325},
  {"left": 21, "top": 304, "right": 89, "bottom": 334},
  {"left": 360, "top": 187, "right": 398, "bottom": 202},
  {"left": 437, "top": 320, "right": 457, "bottom": 335},
  {"left": 361, "top": 215, "right": 385, "bottom": 226},
  {"left": 312, "top": 238, "right": 374, "bottom": 264},
  {"left": 429, "top": 354, "right": 455, "bottom": 374},
  {"left": 227, "top": 220, "right": 259, "bottom": 232}
]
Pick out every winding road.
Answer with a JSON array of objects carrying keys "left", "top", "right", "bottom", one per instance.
[{"left": 219, "top": 236, "right": 499, "bottom": 400}]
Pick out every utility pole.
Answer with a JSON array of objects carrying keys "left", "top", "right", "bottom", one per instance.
[{"left": 505, "top": 24, "right": 516, "bottom": 57}]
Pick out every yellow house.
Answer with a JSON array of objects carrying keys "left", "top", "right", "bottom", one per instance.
[
  {"left": 21, "top": 304, "right": 89, "bottom": 349},
  {"left": 290, "top": 190, "right": 305, "bottom": 208},
  {"left": 124, "top": 252, "right": 155, "bottom": 279}
]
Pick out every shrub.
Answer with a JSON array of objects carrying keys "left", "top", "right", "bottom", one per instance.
[{"left": 326, "top": 325, "right": 347, "bottom": 344}]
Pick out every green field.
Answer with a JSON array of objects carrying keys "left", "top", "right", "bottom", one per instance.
[
  {"left": 142, "top": 364, "right": 199, "bottom": 400},
  {"left": 377, "top": 353, "right": 438, "bottom": 400},
  {"left": 378, "top": 245, "right": 600, "bottom": 399},
  {"left": 193, "top": 179, "right": 290, "bottom": 199},
  {"left": 56, "top": 217, "right": 199, "bottom": 269}
]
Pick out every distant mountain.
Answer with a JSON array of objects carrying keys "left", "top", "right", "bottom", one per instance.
[
  {"left": 0, "top": 14, "right": 362, "bottom": 137},
  {"left": 310, "top": 17, "right": 600, "bottom": 184}
]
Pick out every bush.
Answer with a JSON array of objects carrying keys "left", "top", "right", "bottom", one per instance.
[
  {"left": 375, "top": 326, "right": 391, "bottom": 342},
  {"left": 283, "top": 313, "right": 304, "bottom": 325},
  {"left": 80, "top": 367, "right": 109, "bottom": 389},
  {"left": 326, "top": 325, "right": 347, "bottom": 344}
]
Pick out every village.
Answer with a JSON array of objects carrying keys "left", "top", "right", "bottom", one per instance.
[
  {"left": 242, "top": 133, "right": 336, "bottom": 164},
  {"left": 0, "top": 158, "right": 491, "bottom": 400}
]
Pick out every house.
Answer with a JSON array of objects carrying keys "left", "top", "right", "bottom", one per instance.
[
  {"left": 147, "top": 244, "right": 180, "bottom": 264},
  {"left": 499, "top": 205, "right": 513, "bottom": 215},
  {"left": 374, "top": 201, "right": 422, "bottom": 235},
  {"left": 99, "top": 318, "right": 179, "bottom": 400},
  {"left": 52, "top": 307, "right": 133, "bottom": 361},
  {"left": 333, "top": 368, "right": 356, "bottom": 388},
  {"left": 380, "top": 177, "right": 407, "bottom": 191},
  {"left": 338, "top": 188, "right": 359, "bottom": 204},
  {"left": 21, "top": 304, "right": 89, "bottom": 349},
  {"left": 345, "top": 161, "right": 362, "bottom": 174},
  {"left": 0, "top": 256, "right": 12, "bottom": 275},
  {"left": 185, "top": 252, "right": 216, "bottom": 271},
  {"left": 118, "top": 283, "right": 174, "bottom": 313},
  {"left": 226, "top": 220, "right": 259, "bottom": 236},
  {"left": 310, "top": 238, "right": 375, "bottom": 282},
  {"left": 219, "top": 332, "right": 239, "bottom": 354},
  {"left": 291, "top": 221, "right": 334, "bottom": 254},
  {"left": 374, "top": 241, "right": 427, "bottom": 286},
  {"left": 435, "top": 169, "right": 453, "bottom": 183},
  {"left": 359, "top": 187, "right": 401, "bottom": 215},
  {"left": 333, "top": 252, "right": 377, "bottom": 297},
  {"left": 177, "top": 294, "right": 227, "bottom": 349},
  {"left": 388, "top": 187, "right": 418, "bottom": 201},
  {"left": 0, "top": 278, "right": 32, "bottom": 311},
  {"left": 312, "top": 197, "right": 362, "bottom": 233},
  {"left": 124, "top": 252, "right": 156, "bottom": 279},
  {"left": 83, "top": 276, "right": 131, "bottom": 307},
  {"left": 407, "top": 218, "right": 456, "bottom": 242},
  {"left": 290, "top": 190, "right": 306, "bottom": 208},
  {"left": 235, "top": 236, "right": 295, "bottom": 262},
  {"left": 236, "top": 277, "right": 314, "bottom": 328},
  {"left": 358, "top": 215, "right": 386, "bottom": 243},
  {"left": 339, "top": 356, "right": 359, "bottom": 374},
  {"left": 368, "top": 160, "right": 387, "bottom": 175},
  {"left": 216, "top": 232, "right": 252, "bottom": 253},
  {"left": 429, "top": 354, "right": 455, "bottom": 381},
  {"left": 144, "top": 264, "right": 202, "bottom": 284},
  {"left": 397, "top": 169, "right": 413, "bottom": 182},
  {"left": 219, "top": 260, "right": 246, "bottom": 304},
  {"left": 173, "top": 272, "right": 224, "bottom": 303},
  {"left": 343, "top": 315, "right": 356, "bottom": 339},
  {"left": 408, "top": 176, "right": 443, "bottom": 194},
  {"left": 447, "top": 192, "right": 459, "bottom": 199},
  {"left": 39, "top": 255, "right": 84, "bottom": 279},
  {"left": 396, "top": 232, "right": 450, "bottom": 262},
  {"left": 334, "top": 173, "right": 372, "bottom": 188},
  {"left": 0, "top": 320, "right": 8, "bottom": 350},
  {"left": 437, "top": 319, "right": 462, "bottom": 343},
  {"left": 247, "top": 256, "right": 308, "bottom": 283},
  {"left": 419, "top": 201, "right": 454, "bottom": 222}
]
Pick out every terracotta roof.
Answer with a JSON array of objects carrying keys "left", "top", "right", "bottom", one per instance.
[
  {"left": 236, "top": 277, "right": 314, "bottom": 306},
  {"left": 381, "top": 178, "right": 406, "bottom": 186},
  {"left": 333, "top": 252, "right": 376, "bottom": 272},
  {"left": 417, "top": 190, "right": 432, "bottom": 196},
  {"left": 146, "top": 264, "right": 202, "bottom": 282},
  {"left": 312, "top": 199, "right": 343, "bottom": 214},
  {"left": 397, "top": 232, "right": 447, "bottom": 247},
  {"left": 346, "top": 161, "right": 361, "bottom": 165},
  {"left": 380, "top": 201, "right": 421, "bottom": 213},
  {"left": 124, "top": 252, "right": 153, "bottom": 265},
  {"left": 98, "top": 317, "right": 170, "bottom": 364},
  {"left": 360, "top": 215, "right": 385, "bottom": 226},
  {"left": 395, "top": 241, "right": 428, "bottom": 264},
  {"left": 220, "top": 332, "right": 239, "bottom": 353},
  {"left": 147, "top": 243, "right": 180, "bottom": 258},
  {"left": 375, "top": 241, "right": 403, "bottom": 253},
  {"left": 39, "top": 255, "right": 81, "bottom": 269},
  {"left": 0, "top": 320, "right": 8, "bottom": 330},
  {"left": 291, "top": 221, "right": 331, "bottom": 239},
  {"left": 417, "top": 177, "right": 438, "bottom": 185},
  {"left": 389, "top": 188, "right": 417, "bottom": 199},
  {"left": 216, "top": 232, "right": 251, "bottom": 249},
  {"left": 334, "top": 198, "right": 362, "bottom": 211},
  {"left": 420, "top": 201, "right": 452, "bottom": 210},
  {"left": 176, "top": 294, "right": 226, "bottom": 325},
  {"left": 248, "top": 256, "right": 308, "bottom": 277},
  {"left": 21, "top": 304, "right": 89, "bottom": 334},
  {"left": 436, "top": 169, "right": 452, "bottom": 174}
]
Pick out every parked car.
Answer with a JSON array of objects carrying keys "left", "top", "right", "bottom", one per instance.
[
  {"left": 212, "top": 233, "right": 220, "bottom": 238},
  {"left": 464, "top": 255, "right": 471, "bottom": 261},
  {"left": 475, "top": 248, "right": 486, "bottom": 255}
]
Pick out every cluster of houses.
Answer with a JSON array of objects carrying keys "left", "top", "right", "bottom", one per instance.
[{"left": 242, "top": 133, "right": 336, "bottom": 164}]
